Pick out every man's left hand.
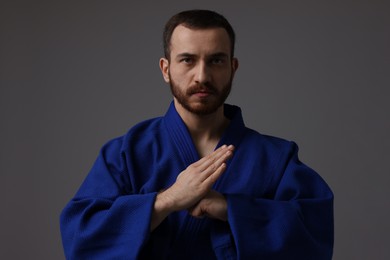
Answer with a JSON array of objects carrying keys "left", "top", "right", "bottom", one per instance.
[{"left": 188, "top": 190, "right": 227, "bottom": 221}]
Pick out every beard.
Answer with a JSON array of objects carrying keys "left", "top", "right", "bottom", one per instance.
[{"left": 169, "top": 73, "right": 233, "bottom": 116}]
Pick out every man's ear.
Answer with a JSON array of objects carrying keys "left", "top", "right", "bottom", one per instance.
[
  {"left": 159, "top": 58, "right": 170, "bottom": 83},
  {"left": 232, "top": 58, "right": 239, "bottom": 75}
]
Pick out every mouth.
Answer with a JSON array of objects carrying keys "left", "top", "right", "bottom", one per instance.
[
  {"left": 193, "top": 91, "right": 212, "bottom": 97},
  {"left": 189, "top": 87, "right": 215, "bottom": 97}
]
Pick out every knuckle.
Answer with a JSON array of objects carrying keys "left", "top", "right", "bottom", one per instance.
[{"left": 186, "top": 164, "right": 195, "bottom": 171}]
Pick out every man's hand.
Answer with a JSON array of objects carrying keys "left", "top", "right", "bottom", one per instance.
[
  {"left": 188, "top": 190, "right": 228, "bottom": 221},
  {"left": 151, "top": 145, "right": 234, "bottom": 230},
  {"left": 162, "top": 144, "right": 234, "bottom": 211}
]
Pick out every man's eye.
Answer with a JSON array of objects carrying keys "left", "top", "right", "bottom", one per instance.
[
  {"left": 181, "top": 58, "right": 193, "bottom": 64},
  {"left": 211, "top": 58, "right": 225, "bottom": 64}
]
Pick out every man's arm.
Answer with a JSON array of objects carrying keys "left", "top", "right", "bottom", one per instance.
[
  {"left": 209, "top": 142, "right": 334, "bottom": 260},
  {"left": 60, "top": 137, "right": 158, "bottom": 259}
]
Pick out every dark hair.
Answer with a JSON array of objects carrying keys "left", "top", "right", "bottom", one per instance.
[{"left": 163, "top": 9, "right": 236, "bottom": 60}]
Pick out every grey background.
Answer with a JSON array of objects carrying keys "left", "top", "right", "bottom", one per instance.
[{"left": 1, "top": 1, "right": 389, "bottom": 259}]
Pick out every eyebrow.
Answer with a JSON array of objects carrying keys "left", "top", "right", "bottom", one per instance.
[
  {"left": 175, "top": 52, "right": 229, "bottom": 60},
  {"left": 175, "top": 53, "right": 196, "bottom": 59},
  {"left": 209, "top": 52, "right": 229, "bottom": 60}
]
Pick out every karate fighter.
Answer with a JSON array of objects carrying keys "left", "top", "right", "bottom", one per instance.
[{"left": 60, "top": 10, "right": 334, "bottom": 259}]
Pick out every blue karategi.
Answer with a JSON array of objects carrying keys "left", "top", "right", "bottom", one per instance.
[{"left": 60, "top": 102, "right": 333, "bottom": 259}]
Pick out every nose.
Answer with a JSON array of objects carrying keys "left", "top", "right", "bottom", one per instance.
[{"left": 194, "top": 61, "right": 211, "bottom": 84}]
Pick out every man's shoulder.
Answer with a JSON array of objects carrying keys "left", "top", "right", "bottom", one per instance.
[
  {"left": 244, "top": 127, "right": 292, "bottom": 146},
  {"left": 242, "top": 127, "right": 296, "bottom": 155},
  {"left": 101, "top": 116, "right": 165, "bottom": 152},
  {"left": 126, "top": 116, "right": 164, "bottom": 136}
]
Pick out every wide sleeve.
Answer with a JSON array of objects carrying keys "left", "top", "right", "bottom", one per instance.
[
  {"left": 212, "top": 142, "right": 334, "bottom": 260},
  {"left": 60, "top": 137, "right": 156, "bottom": 259}
]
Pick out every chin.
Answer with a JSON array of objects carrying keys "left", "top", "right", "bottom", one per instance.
[{"left": 186, "top": 102, "right": 222, "bottom": 116}]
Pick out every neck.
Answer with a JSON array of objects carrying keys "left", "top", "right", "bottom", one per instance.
[{"left": 174, "top": 100, "right": 229, "bottom": 157}]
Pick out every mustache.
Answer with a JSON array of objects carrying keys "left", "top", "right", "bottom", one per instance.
[{"left": 186, "top": 83, "right": 218, "bottom": 95}]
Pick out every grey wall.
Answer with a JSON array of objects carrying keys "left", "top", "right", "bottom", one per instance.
[{"left": 1, "top": 1, "right": 389, "bottom": 259}]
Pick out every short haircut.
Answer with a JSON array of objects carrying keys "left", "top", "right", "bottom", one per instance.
[{"left": 163, "top": 9, "right": 236, "bottom": 60}]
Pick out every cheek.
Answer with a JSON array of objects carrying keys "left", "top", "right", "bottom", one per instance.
[
  {"left": 215, "top": 70, "right": 233, "bottom": 83},
  {"left": 170, "top": 69, "right": 190, "bottom": 84}
]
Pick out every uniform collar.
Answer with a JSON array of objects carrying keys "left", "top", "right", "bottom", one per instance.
[{"left": 163, "top": 101, "right": 246, "bottom": 164}]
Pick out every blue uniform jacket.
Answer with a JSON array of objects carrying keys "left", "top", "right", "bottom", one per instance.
[{"left": 60, "top": 102, "right": 334, "bottom": 259}]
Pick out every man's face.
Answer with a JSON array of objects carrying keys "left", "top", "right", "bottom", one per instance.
[{"left": 160, "top": 25, "right": 238, "bottom": 115}]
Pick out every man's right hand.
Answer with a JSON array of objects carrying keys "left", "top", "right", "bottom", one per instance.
[{"left": 150, "top": 144, "right": 234, "bottom": 231}]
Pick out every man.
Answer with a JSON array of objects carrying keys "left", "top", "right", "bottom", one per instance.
[{"left": 60, "top": 10, "right": 333, "bottom": 259}]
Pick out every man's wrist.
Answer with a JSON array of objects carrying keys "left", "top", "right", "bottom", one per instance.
[{"left": 155, "top": 189, "right": 176, "bottom": 214}]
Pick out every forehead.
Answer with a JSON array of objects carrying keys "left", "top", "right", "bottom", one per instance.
[{"left": 169, "top": 25, "right": 231, "bottom": 56}]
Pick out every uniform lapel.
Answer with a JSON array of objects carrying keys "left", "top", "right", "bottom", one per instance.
[{"left": 162, "top": 102, "right": 200, "bottom": 166}]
